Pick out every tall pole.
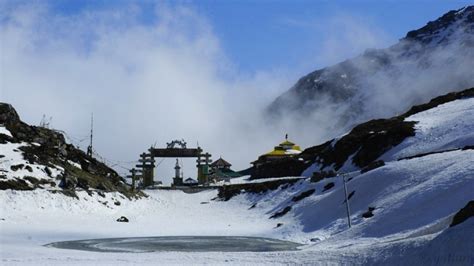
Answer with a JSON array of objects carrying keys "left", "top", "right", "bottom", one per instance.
[
  {"left": 342, "top": 173, "right": 352, "bottom": 228},
  {"left": 90, "top": 113, "right": 93, "bottom": 150},
  {"left": 87, "top": 113, "right": 94, "bottom": 157},
  {"left": 131, "top": 168, "right": 136, "bottom": 191}
]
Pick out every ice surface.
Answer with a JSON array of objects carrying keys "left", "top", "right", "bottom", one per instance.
[{"left": 46, "top": 236, "right": 302, "bottom": 253}]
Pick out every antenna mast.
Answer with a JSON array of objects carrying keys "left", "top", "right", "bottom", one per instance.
[{"left": 87, "top": 113, "right": 94, "bottom": 157}]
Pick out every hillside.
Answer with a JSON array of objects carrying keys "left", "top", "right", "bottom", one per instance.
[
  {"left": 252, "top": 87, "right": 474, "bottom": 179},
  {"left": 0, "top": 103, "right": 135, "bottom": 198},
  {"left": 222, "top": 86, "right": 474, "bottom": 263},
  {"left": 1, "top": 87, "right": 473, "bottom": 264},
  {"left": 267, "top": 6, "right": 474, "bottom": 139}
]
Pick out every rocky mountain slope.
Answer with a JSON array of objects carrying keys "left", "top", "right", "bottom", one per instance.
[
  {"left": 0, "top": 103, "right": 135, "bottom": 197},
  {"left": 217, "top": 86, "right": 474, "bottom": 264},
  {"left": 267, "top": 6, "right": 474, "bottom": 137},
  {"left": 252, "top": 87, "right": 474, "bottom": 179}
]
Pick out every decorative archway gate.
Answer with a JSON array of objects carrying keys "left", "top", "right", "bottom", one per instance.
[{"left": 128, "top": 140, "right": 212, "bottom": 188}]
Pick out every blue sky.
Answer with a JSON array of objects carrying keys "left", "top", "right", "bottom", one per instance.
[{"left": 45, "top": 0, "right": 473, "bottom": 75}]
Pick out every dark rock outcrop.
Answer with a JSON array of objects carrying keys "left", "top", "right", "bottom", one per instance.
[
  {"left": 270, "top": 206, "right": 292, "bottom": 219},
  {"left": 301, "top": 118, "right": 416, "bottom": 172},
  {"left": 450, "top": 201, "right": 474, "bottom": 227},
  {"left": 0, "top": 178, "right": 31, "bottom": 190},
  {"left": 291, "top": 189, "right": 315, "bottom": 202},
  {"left": 250, "top": 157, "right": 306, "bottom": 180},
  {"left": 116, "top": 216, "right": 129, "bottom": 222},
  {"left": 405, "top": 6, "right": 474, "bottom": 45},
  {"left": 322, "top": 182, "right": 335, "bottom": 192},
  {"left": 252, "top": 117, "right": 415, "bottom": 179},
  {"left": 311, "top": 170, "right": 336, "bottom": 183},
  {"left": 362, "top": 207, "right": 376, "bottom": 218},
  {"left": 217, "top": 178, "right": 302, "bottom": 201}
]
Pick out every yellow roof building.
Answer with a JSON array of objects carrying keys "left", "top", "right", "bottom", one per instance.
[
  {"left": 253, "top": 136, "right": 302, "bottom": 165},
  {"left": 264, "top": 140, "right": 302, "bottom": 156}
]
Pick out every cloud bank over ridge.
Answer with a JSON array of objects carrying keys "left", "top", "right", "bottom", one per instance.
[{"left": 1, "top": 3, "right": 298, "bottom": 182}]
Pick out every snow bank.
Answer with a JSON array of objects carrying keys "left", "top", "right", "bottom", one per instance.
[
  {"left": 382, "top": 97, "right": 474, "bottom": 161},
  {"left": 0, "top": 126, "right": 13, "bottom": 137}
]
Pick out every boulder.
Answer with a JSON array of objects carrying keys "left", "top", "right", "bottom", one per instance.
[
  {"left": 116, "top": 216, "right": 129, "bottom": 223},
  {"left": 450, "top": 201, "right": 474, "bottom": 227}
]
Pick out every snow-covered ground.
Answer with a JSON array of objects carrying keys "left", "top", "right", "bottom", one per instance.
[
  {"left": 0, "top": 126, "right": 13, "bottom": 138},
  {"left": 381, "top": 97, "right": 474, "bottom": 161},
  {"left": 1, "top": 152, "right": 473, "bottom": 265},
  {"left": 0, "top": 189, "right": 293, "bottom": 265},
  {"left": 1, "top": 98, "right": 474, "bottom": 265}
]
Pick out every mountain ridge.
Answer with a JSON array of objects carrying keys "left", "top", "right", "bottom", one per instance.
[{"left": 267, "top": 6, "right": 474, "bottom": 139}]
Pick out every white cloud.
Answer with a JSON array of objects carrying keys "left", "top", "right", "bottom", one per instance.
[
  {"left": 316, "top": 14, "right": 393, "bottom": 67},
  {"left": 4, "top": 3, "right": 467, "bottom": 185},
  {"left": 1, "top": 3, "right": 292, "bottom": 183}
]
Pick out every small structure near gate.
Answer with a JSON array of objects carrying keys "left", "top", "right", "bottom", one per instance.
[
  {"left": 208, "top": 157, "right": 242, "bottom": 183},
  {"left": 127, "top": 139, "right": 212, "bottom": 189},
  {"left": 211, "top": 157, "right": 232, "bottom": 170},
  {"left": 173, "top": 158, "right": 183, "bottom": 186},
  {"left": 183, "top": 177, "right": 198, "bottom": 186}
]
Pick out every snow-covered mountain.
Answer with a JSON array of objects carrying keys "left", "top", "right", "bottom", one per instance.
[
  {"left": 222, "top": 87, "right": 474, "bottom": 263},
  {"left": 267, "top": 6, "right": 474, "bottom": 139},
  {"left": 1, "top": 86, "right": 473, "bottom": 264}
]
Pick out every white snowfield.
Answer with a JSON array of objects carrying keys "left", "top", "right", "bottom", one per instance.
[
  {"left": 0, "top": 126, "right": 13, "bottom": 138},
  {"left": 1, "top": 98, "right": 474, "bottom": 265},
  {"left": 382, "top": 97, "right": 474, "bottom": 161}
]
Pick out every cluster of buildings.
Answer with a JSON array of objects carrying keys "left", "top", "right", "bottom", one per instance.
[
  {"left": 170, "top": 135, "right": 303, "bottom": 187},
  {"left": 172, "top": 157, "right": 242, "bottom": 186},
  {"left": 131, "top": 135, "right": 303, "bottom": 188}
]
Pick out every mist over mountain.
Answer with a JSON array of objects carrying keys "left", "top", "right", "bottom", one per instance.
[
  {"left": 267, "top": 6, "right": 474, "bottom": 140},
  {"left": 3, "top": 4, "right": 473, "bottom": 181}
]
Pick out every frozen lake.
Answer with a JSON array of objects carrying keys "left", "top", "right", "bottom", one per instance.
[{"left": 45, "top": 236, "right": 303, "bottom": 253}]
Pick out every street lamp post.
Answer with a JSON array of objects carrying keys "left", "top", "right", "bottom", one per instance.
[{"left": 342, "top": 173, "right": 352, "bottom": 228}]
